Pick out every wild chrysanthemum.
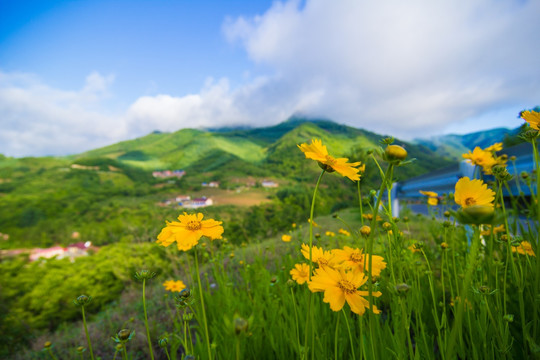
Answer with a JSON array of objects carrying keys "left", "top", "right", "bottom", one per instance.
[
  {"left": 485, "top": 142, "right": 503, "bottom": 152},
  {"left": 301, "top": 243, "right": 337, "bottom": 268},
  {"left": 298, "top": 139, "right": 363, "bottom": 181},
  {"left": 157, "top": 212, "right": 224, "bottom": 251},
  {"left": 332, "top": 246, "right": 386, "bottom": 277},
  {"left": 163, "top": 280, "right": 186, "bottom": 293},
  {"left": 282, "top": 234, "right": 292, "bottom": 242},
  {"left": 308, "top": 266, "right": 382, "bottom": 315},
  {"left": 454, "top": 177, "right": 495, "bottom": 209},
  {"left": 290, "top": 263, "right": 310, "bottom": 284},
  {"left": 419, "top": 190, "right": 438, "bottom": 197},
  {"left": 521, "top": 110, "right": 540, "bottom": 130},
  {"left": 462, "top": 147, "right": 498, "bottom": 174},
  {"left": 512, "top": 241, "right": 536, "bottom": 257},
  {"left": 325, "top": 231, "right": 335, "bottom": 237},
  {"left": 338, "top": 228, "right": 350, "bottom": 236},
  {"left": 427, "top": 197, "right": 438, "bottom": 206}
]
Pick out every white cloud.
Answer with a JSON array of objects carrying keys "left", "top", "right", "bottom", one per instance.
[
  {"left": 223, "top": 0, "right": 540, "bottom": 136},
  {"left": 1, "top": 0, "right": 539, "bottom": 157},
  {"left": 0, "top": 71, "right": 124, "bottom": 157}
]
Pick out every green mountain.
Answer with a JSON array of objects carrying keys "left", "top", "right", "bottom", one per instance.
[{"left": 414, "top": 127, "right": 522, "bottom": 159}]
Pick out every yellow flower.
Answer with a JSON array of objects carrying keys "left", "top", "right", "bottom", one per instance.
[
  {"left": 163, "top": 280, "right": 186, "bottom": 293},
  {"left": 521, "top": 110, "right": 540, "bottom": 130},
  {"left": 338, "top": 228, "right": 350, "bottom": 236},
  {"left": 512, "top": 241, "right": 536, "bottom": 257},
  {"left": 408, "top": 245, "right": 421, "bottom": 253},
  {"left": 462, "top": 147, "right": 498, "bottom": 174},
  {"left": 331, "top": 246, "right": 386, "bottom": 277},
  {"left": 301, "top": 243, "right": 337, "bottom": 267},
  {"left": 308, "top": 219, "right": 319, "bottom": 227},
  {"left": 454, "top": 177, "right": 495, "bottom": 209},
  {"left": 281, "top": 234, "right": 292, "bottom": 242},
  {"left": 427, "top": 197, "right": 438, "bottom": 206},
  {"left": 485, "top": 142, "right": 503, "bottom": 152},
  {"left": 298, "top": 139, "right": 363, "bottom": 181},
  {"left": 292, "top": 223, "right": 297, "bottom": 228},
  {"left": 325, "top": 231, "right": 335, "bottom": 237},
  {"left": 308, "top": 266, "right": 382, "bottom": 315},
  {"left": 157, "top": 212, "right": 224, "bottom": 251},
  {"left": 290, "top": 263, "right": 311, "bottom": 284},
  {"left": 480, "top": 224, "right": 505, "bottom": 236},
  {"left": 419, "top": 190, "right": 438, "bottom": 197}
]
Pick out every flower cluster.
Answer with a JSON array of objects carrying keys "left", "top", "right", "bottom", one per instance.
[
  {"left": 462, "top": 143, "right": 506, "bottom": 175},
  {"left": 291, "top": 243, "right": 386, "bottom": 315}
]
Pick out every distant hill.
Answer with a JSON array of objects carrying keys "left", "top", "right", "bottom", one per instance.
[{"left": 414, "top": 127, "right": 522, "bottom": 159}]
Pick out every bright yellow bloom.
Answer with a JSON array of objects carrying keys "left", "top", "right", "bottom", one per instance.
[
  {"left": 332, "top": 246, "right": 386, "bottom": 277},
  {"left": 301, "top": 243, "right": 337, "bottom": 267},
  {"left": 454, "top": 177, "right": 495, "bottom": 209},
  {"left": 462, "top": 147, "right": 498, "bottom": 174},
  {"left": 419, "top": 190, "right": 438, "bottom": 197},
  {"left": 290, "top": 263, "right": 311, "bottom": 284},
  {"left": 282, "top": 234, "right": 292, "bottom": 242},
  {"left": 163, "top": 280, "right": 186, "bottom": 293},
  {"left": 480, "top": 224, "right": 505, "bottom": 236},
  {"left": 512, "top": 241, "right": 536, "bottom": 257},
  {"left": 298, "top": 139, "right": 363, "bottom": 181},
  {"left": 325, "top": 231, "right": 335, "bottom": 237},
  {"left": 521, "top": 110, "right": 540, "bottom": 130},
  {"left": 292, "top": 223, "right": 297, "bottom": 228},
  {"left": 408, "top": 244, "right": 421, "bottom": 253},
  {"left": 485, "top": 142, "right": 503, "bottom": 152},
  {"left": 308, "top": 219, "right": 319, "bottom": 227},
  {"left": 338, "top": 228, "right": 350, "bottom": 236},
  {"left": 308, "top": 266, "right": 382, "bottom": 315},
  {"left": 157, "top": 212, "right": 224, "bottom": 251},
  {"left": 427, "top": 197, "right": 438, "bottom": 206}
]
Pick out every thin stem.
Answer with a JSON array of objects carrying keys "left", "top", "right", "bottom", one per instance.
[
  {"left": 122, "top": 344, "right": 128, "bottom": 360},
  {"left": 142, "top": 279, "right": 155, "bottom": 360},
  {"left": 334, "top": 313, "right": 340, "bottom": 360},
  {"left": 81, "top": 306, "right": 95, "bottom": 360},
  {"left": 194, "top": 246, "right": 213, "bottom": 360},
  {"left": 46, "top": 348, "right": 58, "bottom": 360},
  {"left": 358, "top": 180, "right": 364, "bottom": 225},
  {"left": 342, "top": 309, "right": 356, "bottom": 360},
  {"left": 290, "top": 287, "right": 301, "bottom": 354}
]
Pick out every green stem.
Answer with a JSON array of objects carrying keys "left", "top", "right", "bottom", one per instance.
[
  {"left": 446, "top": 227, "right": 481, "bottom": 359},
  {"left": 290, "top": 288, "right": 301, "bottom": 355},
  {"left": 81, "top": 306, "right": 95, "bottom": 360},
  {"left": 142, "top": 279, "right": 155, "bottom": 360},
  {"left": 342, "top": 309, "right": 356, "bottom": 360},
  {"left": 358, "top": 180, "right": 364, "bottom": 226},
  {"left": 194, "top": 246, "right": 213, "bottom": 360},
  {"left": 334, "top": 313, "right": 340, "bottom": 360},
  {"left": 531, "top": 138, "right": 540, "bottom": 341},
  {"left": 165, "top": 347, "right": 171, "bottom": 360},
  {"left": 235, "top": 337, "right": 241, "bottom": 360},
  {"left": 46, "top": 348, "right": 58, "bottom": 360},
  {"left": 122, "top": 344, "right": 128, "bottom": 360}
]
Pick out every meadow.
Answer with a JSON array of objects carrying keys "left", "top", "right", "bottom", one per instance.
[{"left": 2, "top": 112, "right": 540, "bottom": 359}]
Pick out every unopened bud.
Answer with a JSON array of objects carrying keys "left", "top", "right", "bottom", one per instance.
[{"left": 44, "top": 341, "right": 52, "bottom": 349}]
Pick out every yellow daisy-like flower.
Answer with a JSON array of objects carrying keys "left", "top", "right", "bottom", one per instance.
[
  {"left": 308, "top": 266, "right": 382, "bottom": 315},
  {"left": 462, "top": 147, "right": 498, "bottom": 174},
  {"left": 427, "top": 197, "right": 438, "bottom": 206},
  {"left": 331, "top": 246, "right": 386, "bottom": 277},
  {"left": 298, "top": 139, "right": 363, "bottom": 181},
  {"left": 290, "top": 263, "right": 311, "bottom": 284},
  {"left": 512, "top": 241, "right": 536, "bottom": 257},
  {"left": 480, "top": 224, "right": 505, "bottom": 236},
  {"left": 281, "top": 234, "right": 292, "bottom": 242},
  {"left": 419, "top": 190, "right": 438, "bottom": 197},
  {"left": 308, "top": 219, "right": 319, "bottom": 227},
  {"left": 301, "top": 243, "right": 337, "bottom": 268},
  {"left": 325, "top": 231, "right": 335, "bottom": 237},
  {"left": 521, "top": 110, "right": 540, "bottom": 130},
  {"left": 156, "top": 212, "right": 224, "bottom": 251},
  {"left": 338, "top": 228, "right": 350, "bottom": 236},
  {"left": 408, "top": 244, "right": 421, "bottom": 253},
  {"left": 485, "top": 142, "right": 503, "bottom": 152},
  {"left": 454, "top": 177, "right": 495, "bottom": 209},
  {"left": 163, "top": 280, "right": 186, "bottom": 293}
]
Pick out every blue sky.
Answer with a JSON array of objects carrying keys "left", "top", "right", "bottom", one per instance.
[{"left": 1, "top": 0, "right": 539, "bottom": 157}]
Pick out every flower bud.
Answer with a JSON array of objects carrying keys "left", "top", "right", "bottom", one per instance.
[
  {"left": 117, "top": 329, "right": 132, "bottom": 341},
  {"left": 134, "top": 269, "right": 157, "bottom": 281},
  {"left": 183, "top": 313, "right": 194, "bottom": 322},
  {"left": 234, "top": 316, "right": 249, "bottom": 335},
  {"left": 402, "top": 216, "right": 409, "bottom": 223},
  {"left": 440, "top": 242, "right": 449, "bottom": 250},
  {"left": 270, "top": 276, "right": 277, "bottom": 284},
  {"left": 158, "top": 337, "right": 168, "bottom": 348},
  {"left": 44, "top": 341, "right": 52, "bottom": 349},
  {"left": 443, "top": 211, "right": 451, "bottom": 218},
  {"left": 384, "top": 145, "right": 408, "bottom": 162},
  {"left": 456, "top": 205, "right": 495, "bottom": 225},
  {"left": 510, "top": 156, "right": 516, "bottom": 161},
  {"left": 73, "top": 294, "right": 93, "bottom": 306},
  {"left": 395, "top": 283, "right": 410, "bottom": 294},
  {"left": 286, "top": 279, "right": 295, "bottom": 287},
  {"left": 76, "top": 346, "right": 86, "bottom": 354},
  {"left": 503, "top": 314, "right": 514, "bottom": 323},
  {"left": 359, "top": 225, "right": 371, "bottom": 237},
  {"left": 382, "top": 222, "right": 392, "bottom": 231}
]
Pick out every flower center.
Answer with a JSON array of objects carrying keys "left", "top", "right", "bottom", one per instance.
[
  {"left": 338, "top": 280, "right": 357, "bottom": 294},
  {"left": 349, "top": 252, "right": 363, "bottom": 263},
  {"left": 464, "top": 197, "right": 476, "bottom": 206},
  {"left": 324, "top": 155, "right": 336, "bottom": 165},
  {"left": 317, "top": 257, "right": 328, "bottom": 266},
  {"left": 186, "top": 220, "right": 202, "bottom": 231}
]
